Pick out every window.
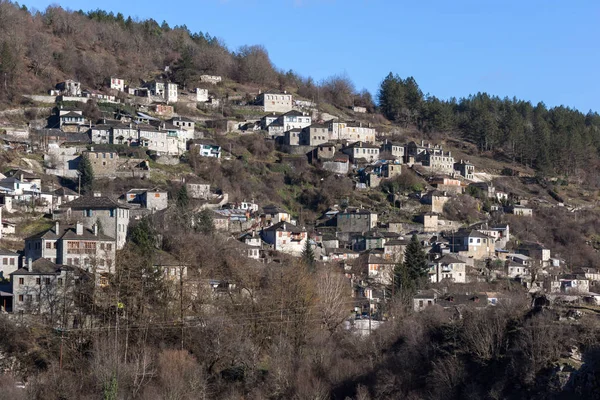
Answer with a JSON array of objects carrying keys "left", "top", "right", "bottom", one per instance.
[
  {"left": 86, "top": 209, "right": 93, "bottom": 217},
  {"left": 106, "top": 244, "right": 112, "bottom": 251},
  {"left": 419, "top": 300, "right": 424, "bottom": 307},
  {"left": 18, "top": 278, "right": 24, "bottom": 285},
  {"left": 45, "top": 242, "right": 51, "bottom": 249},
  {"left": 45, "top": 278, "right": 51, "bottom": 285},
  {"left": 110, "top": 209, "right": 115, "bottom": 217},
  {"left": 36, "top": 278, "right": 41, "bottom": 285},
  {"left": 9, "top": 258, "right": 14, "bottom": 266},
  {"left": 477, "top": 239, "right": 481, "bottom": 244},
  {"left": 18, "top": 295, "right": 23, "bottom": 302},
  {"left": 58, "top": 278, "right": 63, "bottom": 286},
  {"left": 100, "top": 243, "right": 105, "bottom": 250}
]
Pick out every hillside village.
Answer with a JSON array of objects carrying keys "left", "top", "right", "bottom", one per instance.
[
  {"left": 2, "top": 3, "right": 600, "bottom": 398},
  {"left": 0, "top": 72, "right": 596, "bottom": 322}
]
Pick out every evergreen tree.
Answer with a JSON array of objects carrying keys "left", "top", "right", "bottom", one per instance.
[
  {"left": 194, "top": 209, "right": 214, "bottom": 235},
  {"left": 176, "top": 185, "right": 189, "bottom": 210},
  {"left": 301, "top": 236, "right": 316, "bottom": 272},
  {"left": 77, "top": 154, "right": 94, "bottom": 194},
  {"left": 394, "top": 234, "right": 429, "bottom": 293}
]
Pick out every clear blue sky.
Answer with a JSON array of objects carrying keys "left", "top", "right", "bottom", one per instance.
[{"left": 22, "top": 0, "right": 600, "bottom": 112}]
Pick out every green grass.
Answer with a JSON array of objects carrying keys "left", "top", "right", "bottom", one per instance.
[{"left": 17, "top": 217, "right": 53, "bottom": 237}]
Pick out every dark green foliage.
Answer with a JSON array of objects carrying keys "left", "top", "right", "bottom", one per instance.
[
  {"left": 394, "top": 234, "right": 428, "bottom": 293},
  {"left": 176, "top": 185, "right": 189, "bottom": 210},
  {"left": 194, "top": 209, "right": 214, "bottom": 235},
  {"left": 128, "top": 217, "right": 157, "bottom": 252},
  {"left": 301, "top": 236, "right": 316, "bottom": 272},
  {"left": 76, "top": 154, "right": 94, "bottom": 194}
]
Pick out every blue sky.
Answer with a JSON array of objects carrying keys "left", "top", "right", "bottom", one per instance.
[{"left": 22, "top": 0, "right": 600, "bottom": 112}]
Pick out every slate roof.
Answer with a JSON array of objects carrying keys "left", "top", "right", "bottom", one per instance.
[
  {"left": 62, "top": 196, "right": 127, "bottom": 210},
  {"left": 434, "top": 255, "right": 466, "bottom": 265},
  {"left": 263, "top": 221, "right": 303, "bottom": 233}
]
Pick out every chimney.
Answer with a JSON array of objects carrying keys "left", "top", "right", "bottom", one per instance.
[
  {"left": 54, "top": 221, "right": 59, "bottom": 234},
  {"left": 76, "top": 222, "right": 83, "bottom": 236},
  {"left": 93, "top": 224, "right": 98, "bottom": 236},
  {"left": 421, "top": 140, "right": 424, "bottom": 147},
  {"left": 93, "top": 191, "right": 101, "bottom": 198},
  {"left": 27, "top": 258, "right": 32, "bottom": 272}
]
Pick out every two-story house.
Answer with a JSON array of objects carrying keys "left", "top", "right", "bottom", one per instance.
[
  {"left": 261, "top": 221, "right": 307, "bottom": 256},
  {"left": 25, "top": 221, "right": 117, "bottom": 273},
  {"left": 429, "top": 255, "right": 467, "bottom": 283},
  {"left": 341, "top": 142, "right": 380, "bottom": 163},
  {"left": 256, "top": 90, "right": 293, "bottom": 113},
  {"left": 447, "top": 230, "right": 495, "bottom": 260},
  {"left": 10, "top": 258, "right": 88, "bottom": 315},
  {"left": 54, "top": 196, "right": 130, "bottom": 249},
  {"left": 336, "top": 208, "right": 378, "bottom": 233},
  {"left": 0, "top": 249, "right": 20, "bottom": 280}
]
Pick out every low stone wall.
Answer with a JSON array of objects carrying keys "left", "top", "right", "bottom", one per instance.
[{"left": 23, "top": 95, "right": 57, "bottom": 103}]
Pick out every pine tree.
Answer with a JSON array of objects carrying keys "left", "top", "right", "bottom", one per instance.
[
  {"left": 301, "top": 236, "right": 316, "bottom": 272},
  {"left": 394, "top": 234, "right": 429, "bottom": 293},
  {"left": 77, "top": 154, "right": 94, "bottom": 194}
]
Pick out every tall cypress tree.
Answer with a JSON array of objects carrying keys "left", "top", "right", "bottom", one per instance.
[
  {"left": 77, "top": 154, "right": 94, "bottom": 194},
  {"left": 301, "top": 236, "right": 316, "bottom": 272}
]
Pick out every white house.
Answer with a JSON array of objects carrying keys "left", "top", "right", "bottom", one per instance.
[
  {"left": 429, "top": 255, "right": 467, "bottom": 283},
  {"left": 261, "top": 221, "right": 307, "bottom": 256},
  {"left": 110, "top": 77, "right": 125, "bottom": 91}
]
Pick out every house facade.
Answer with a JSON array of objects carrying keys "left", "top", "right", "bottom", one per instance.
[
  {"left": 24, "top": 221, "right": 117, "bottom": 273},
  {"left": 429, "top": 255, "right": 467, "bottom": 283},
  {"left": 261, "top": 221, "right": 307, "bottom": 256},
  {"left": 256, "top": 91, "right": 293, "bottom": 113},
  {"left": 54, "top": 196, "right": 130, "bottom": 249},
  {"left": 337, "top": 208, "right": 377, "bottom": 233}
]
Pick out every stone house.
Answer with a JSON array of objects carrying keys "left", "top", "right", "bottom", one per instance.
[
  {"left": 454, "top": 160, "right": 475, "bottom": 180},
  {"left": 185, "top": 181, "right": 211, "bottom": 200},
  {"left": 256, "top": 90, "right": 293, "bottom": 113},
  {"left": 429, "top": 255, "right": 467, "bottom": 283},
  {"left": 0, "top": 249, "right": 20, "bottom": 279},
  {"left": 329, "top": 121, "right": 376, "bottom": 143},
  {"left": 283, "top": 129, "right": 301, "bottom": 146},
  {"left": 336, "top": 208, "right": 377, "bottom": 233},
  {"left": 322, "top": 152, "right": 350, "bottom": 174},
  {"left": 448, "top": 230, "right": 495, "bottom": 260},
  {"left": 341, "top": 141, "right": 380, "bottom": 163},
  {"left": 420, "top": 212, "right": 439, "bottom": 233},
  {"left": 111, "top": 123, "right": 139, "bottom": 146},
  {"left": 431, "top": 176, "right": 463, "bottom": 194},
  {"left": 59, "top": 110, "right": 87, "bottom": 131},
  {"left": 510, "top": 204, "right": 533, "bottom": 217},
  {"left": 169, "top": 116, "right": 195, "bottom": 134},
  {"left": 10, "top": 259, "right": 88, "bottom": 315},
  {"left": 383, "top": 239, "right": 409, "bottom": 262},
  {"left": 261, "top": 205, "right": 291, "bottom": 226},
  {"left": 469, "top": 182, "right": 496, "bottom": 198},
  {"left": 413, "top": 290, "right": 438, "bottom": 312},
  {"left": 54, "top": 196, "right": 130, "bottom": 250},
  {"left": 381, "top": 140, "right": 404, "bottom": 160},
  {"left": 261, "top": 221, "right": 307, "bottom": 256},
  {"left": 423, "top": 148, "right": 454, "bottom": 173},
  {"left": 355, "top": 253, "right": 395, "bottom": 285},
  {"left": 352, "top": 106, "right": 367, "bottom": 113},
  {"left": 126, "top": 188, "right": 168, "bottom": 211},
  {"left": 56, "top": 80, "right": 81, "bottom": 96},
  {"left": 24, "top": 221, "right": 117, "bottom": 273},
  {"left": 381, "top": 163, "right": 401, "bottom": 178},
  {"left": 83, "top": 150, "right": 119, "bottom": 177},
  {"left": 300, "top": 123, "right": 329, "bottom": 146},
  {"left": 421, "top": 190, "right": 450, "bottom": 214}
]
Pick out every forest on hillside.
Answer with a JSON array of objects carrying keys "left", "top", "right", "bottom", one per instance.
[{"left": 1, "top": 1, "right": 600, "bottom": 179}]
